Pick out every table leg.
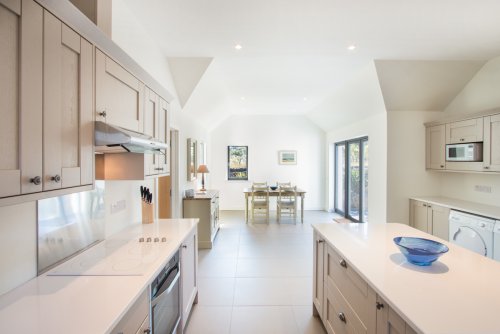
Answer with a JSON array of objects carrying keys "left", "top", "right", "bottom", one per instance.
[
  {"left": 301, "top": 194, "right": 304, "bottom": 223},
  {"left": 245, "top": 193, "right": 249, "bottom": 223}
]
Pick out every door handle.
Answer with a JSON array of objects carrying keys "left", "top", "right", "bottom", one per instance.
[{"left": 339, "top": 259, "right": 347, "bottom": 269}]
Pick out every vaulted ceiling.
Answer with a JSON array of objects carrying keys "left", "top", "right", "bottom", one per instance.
[{"left": 120, "top": 0, "right": 500, "bottom": 130}]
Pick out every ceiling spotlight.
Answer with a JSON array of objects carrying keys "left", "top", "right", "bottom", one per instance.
[
  {"left": 240, "top": 96, "right": 245, "bottom": 101},
  {"left": 303, "top": 97, "right": 308, "bottom": 101},
  {"left": 235, "top": 44, "right": 243, "bottom": 50},
  {"left": 347, "top": 44, "right": 356, "bottom": 51}
]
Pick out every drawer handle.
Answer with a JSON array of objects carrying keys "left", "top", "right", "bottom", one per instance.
[
  {"left": 30, "top": 176, "right": 41, "bottom": 185},
  {"left": 484, "top": 166, "right": 490, "bottom": 170},
  {"left": 51, "top": 175, "right": 61, "bottom": 183},
  {"left": 376, "top": 302, "right": 384, "bottom": 310},
  {"left": 154, "top": 167, "right": 164, "bottom": 171},
  {"left": 338, "top": 312, "right": 347, "bottom": 323},
  {"left": 440, "top": 165, "right": 444, "bottom": 168},
  {"left": 318, "top": 240, "right": 324, "bottom": 244},
  {"left": 98, "top": 110, "right": 107, "bottom": 117},
  {"left": 182, "top": 244, "right": 187, "bottom": 249},
  {"left": 339, "top": 259, "right": 347, "bottom": 269}
]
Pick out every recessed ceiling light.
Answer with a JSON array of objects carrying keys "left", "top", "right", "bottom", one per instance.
[
  {"left": 235, "top": 44, "right": 243, "bottom": 50},
  {"left": 347, "top": 44, "right": 356, "bottom": 51},
  {"left": 303, "top": 97, "right": 308, "bottom": 101},
  {"left": 240, "top": 96, "right": 245, "bottom": 101}
]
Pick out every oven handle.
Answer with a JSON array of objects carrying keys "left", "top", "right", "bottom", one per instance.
[{"left": 151, "top": 270, "right": 180, "bottom": 307}]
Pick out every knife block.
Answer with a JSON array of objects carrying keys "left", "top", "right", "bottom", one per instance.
[{"left": 141, "top": 201, "right": 154, "bottom": 224}]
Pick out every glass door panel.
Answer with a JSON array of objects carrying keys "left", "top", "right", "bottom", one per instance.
[
  {"left": 362, "top": 140, "right": 369, "bottom": 222},
  {"left": 335, "top": 144, "right": 346, "bottom": 214},
  {"left": 348, "top": 142, "right": 360, "bottom": 221}
]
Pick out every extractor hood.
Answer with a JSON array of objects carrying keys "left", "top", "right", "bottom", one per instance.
[{"left": 95, "top": 121, "right": 168, "bottom": 154}]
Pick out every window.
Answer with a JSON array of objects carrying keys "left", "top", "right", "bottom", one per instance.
[
  {"left": 228, "top": 146, "right": 248, "bottom": 180},
  {"left": 334, "top": 137, "right": 368, "bottom": 222}
]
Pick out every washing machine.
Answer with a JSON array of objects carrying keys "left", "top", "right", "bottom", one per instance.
[
  {"left": 449, "top": 210, "right": 495, "bottom": 258},
  {"left": 493, "top": 221, "right": 500, "bottom": 262}
]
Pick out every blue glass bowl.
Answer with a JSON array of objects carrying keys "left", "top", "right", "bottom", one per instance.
[
  {"left": 393, "top": 237, "right": 449, "bottom": 266},
  {"left": 270, "top": 186, "right": 278, "bottom": 190}
]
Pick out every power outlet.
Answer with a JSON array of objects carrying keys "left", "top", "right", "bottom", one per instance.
[
  {"left": 111, "top": 199, "right": 126, "bottom": 214},
  {"left": 474, "top": 185, "right": 492, "bottom": 193}
]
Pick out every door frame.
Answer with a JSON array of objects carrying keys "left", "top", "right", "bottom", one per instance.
[{"left": 170, "top": 128, "right": 180, "bottom": 218}]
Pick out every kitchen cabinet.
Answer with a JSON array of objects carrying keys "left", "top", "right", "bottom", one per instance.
[
  {"left": 323, "top": 243, "right": 376, "bottom": 334},
  {"left": 375, "top": 296, "right": 417, "bottom": 334},
  {"left": 180, "top": 227, "right": 198, "bottom": 331},
  {"left": 313, "top": 231, "right": 325, "bottom": 320},
  {"left": 445, "top": 117, "right": 483, "bottom": 144},
  {"left": 426, "top": 124, "right": 446, "bottom": 170},
  {"left": 0, "top": 0, "right": 42, "bottom": 198},
  {"left": 96, "top": 48, "right": 144, "bottom": 132},
  {"left": 409, "top": 199, "right": 450, "bottom": 241},
  {"left": 183, "top": 190, "right": 220, "bottom": 249},
  {"left": 43, "top": 10, "right": 94, "bottom": 191},
  {"left": 483, "top": 114, "right": 500, "bottom": 172},
  {"left": 110, "top": 289, "right": 150, "bottom": 334},
  {"left": 144, "top": 87, "right": 169, "bottom": 177}
]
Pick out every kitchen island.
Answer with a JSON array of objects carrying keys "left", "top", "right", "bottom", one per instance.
[
  {"left": 0, "top": 219, "right": 198, "bottom": 334},
  {"left": 313, "top": 222, "right": 500, "bottom": 334}
]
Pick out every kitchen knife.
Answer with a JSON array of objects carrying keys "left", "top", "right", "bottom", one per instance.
[{"left": 140, "top": 186, "right": 145, "bottom": 201}]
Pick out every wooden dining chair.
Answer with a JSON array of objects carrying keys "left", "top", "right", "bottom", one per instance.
[
  {"left": 251, "top": 182, "right": 269, "bottom": 223},
  {"left": 277, "top": 185, "right": 297, "bottom": 223}
]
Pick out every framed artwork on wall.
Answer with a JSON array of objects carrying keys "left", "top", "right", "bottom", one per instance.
[
  {"left": 187, "top": 138, "right": 197, "bottom": 181},
  {"left": 278, "top": 150, "right": 297, "bottom": 165},
  {"left": 228, "top": 146, "right": 248, "bottom": 180}
]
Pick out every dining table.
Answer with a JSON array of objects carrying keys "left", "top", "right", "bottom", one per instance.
[{"left": 243, "top": 187, "right": 306, "bottom": 223}]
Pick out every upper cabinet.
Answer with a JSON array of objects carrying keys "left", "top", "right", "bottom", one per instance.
[
  {"left": 483, "top": 114, "right": 500, "bottom": 172},
  {"left": 426, "top": 125, "right": 445, "bottom": 170},
  {"left": 0, "top": 0, "right": 94, "bottom": 205},
  {"left": 144, "top": 87, "right": 169, "bottom": 177},
  {"left": 95, "top": 49, "right": 144, "bottom": 132},
  {"left": 426, "top": 111, "right": 500, "bottom": 174},
  {"left": 43, "top": 11, "right": 94, "bottom": 191},
  {"left": 445, "top": 117, "right": 483, "bottom": 144}
]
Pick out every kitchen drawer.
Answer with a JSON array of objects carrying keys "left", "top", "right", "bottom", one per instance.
[
  {"left": 325, "top": 244, "right": 376, "bottom": 328},
  {"left": 111, "top": 290, "right": 149, "bottom": 334},
  {"left": 324, "top": 281, "right": 368, "bottom": 334}
]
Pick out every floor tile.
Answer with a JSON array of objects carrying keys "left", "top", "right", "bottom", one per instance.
[
  {"left": 292, "top": 305, "right": 327, "bottom": 334},
  {"left": 230, "top": 306, "right": 300, "bottom": 334},
  {"left": 198, "top": 257, "right": 237, "bottom": 277},
  {"left": 184, "top": 305, "right": 232, "bottom": 334},
  {"left": 197, "top": 277, "right": 235, "bottom": 306}
]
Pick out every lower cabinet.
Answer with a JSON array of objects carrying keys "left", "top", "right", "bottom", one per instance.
[
  {"left": 180, "top": 227, "right": 198, "bottom": 331},
  {"left": 313, "top": 236, "right": 417, "bottom": 334},
  {"left": 409, "top": 199, "right": 450, "bottom": 241},
  {"left": 111, "top": 290, "right": 150, "bottom": 334},
  {"left": 183, "top": 190, "right": 220, "bottom": 249}
]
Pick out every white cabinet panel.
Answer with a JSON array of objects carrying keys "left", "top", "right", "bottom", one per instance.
[
  {"left": 483, "top": 114, "right": 500, "bottom": 172},
  {"left": 446, "top": 117, "right": 483, "bottom": 144},
  {"left": 181, "top": 228, "right": 198, "bottom": 330},
  {"left": 426, "top": 125, "right": 445, "bottom": 170}
]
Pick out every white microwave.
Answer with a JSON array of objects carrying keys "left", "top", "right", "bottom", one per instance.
[{"left": 446, "top": 142, "right": 483, "bottom": 162}]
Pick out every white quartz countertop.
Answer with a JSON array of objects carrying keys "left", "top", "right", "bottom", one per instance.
[
  {"left": 410, "top": 196, "right": 500, "bottom": 220},
  {"left": 312, "top": 222, "right": 500, "bottom": 334},
  {"left": 0, "top": 219, "right": 198, "bottom": 334}
]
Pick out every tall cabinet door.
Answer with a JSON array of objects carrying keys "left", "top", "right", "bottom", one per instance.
[
  {"left": 483, "top": 114, "right": 500, "bottom": 172},
  {"left": 144, "top": 88, "right": 159, "bottom": 176},
  {"left": 410, "top": 200, "right": 429, "bottom": 233},
  {"left": 157, "top": 97, "right": 169, "bottom": 175},
  {"left": 0, "top": 0, "right": 43, "bottom": 197},
  {"left": 43, "top": 12, "right": 93, "bottom": 190},
  {"left": 426, "top": 125, "right": 445, "bottom": 170}
]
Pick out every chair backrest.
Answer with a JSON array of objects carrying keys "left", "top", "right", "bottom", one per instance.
[
  {"left": 277, "top": 181, "right": 291, "bottom": 188},
  {"left": 278, "top": 185, "right": 296, "bottom": 203},
  {"left": 252, "top": 184, "right": 269, "bottom": 203}
]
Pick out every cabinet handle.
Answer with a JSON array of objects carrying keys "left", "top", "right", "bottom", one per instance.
[
  {"left": 51, "top": 175, "right": 61, "bottom": 183},
  {"left": 339, "top": 259, "right": 347, "bottom": 269},
  {"left": 338, "top": 312, "right": 347, "bottom": 323},
  {"left": 154, "top": 167, "right": 164, "bottom": 171},
  {"left": 143, "top": 329, "right": 151, "bottom": 334},
  {"left": 460, "top": 138, "right": 465, "bottom": 142},
  {"left": 376, "top": 302, "right": 384, "bottom": 310},
  {"left": 30, "top": 176, "right": 41, "bottom": 185},
  {"left": 98, "top": 110, "right": 107, "bottom": 117},
  {"left": 423, "top": 204, "right": 427, "bottom": 207},
  {"left": 318, "top": 240, "right": 324, "bottom": 244},
  {"left": 484, "top": 166, "right": 490, "bottom": 170},
  {"left": 440, "top": 165, "right": 444, "bottom": 168},
  {"left": 182, "top": 244, "right": 187, "bottom": 249}
]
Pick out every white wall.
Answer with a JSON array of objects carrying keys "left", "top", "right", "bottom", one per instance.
[
  {"left": 210, "top": 114, "right": 325, "bottom": 210},
  {"left": 386, "top": 110, "right": 442, "bottom": 224},
  {"left": 326, "top": 112, "right": 387, "bottom": 223}
]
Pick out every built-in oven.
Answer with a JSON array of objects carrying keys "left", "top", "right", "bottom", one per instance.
[{"left": 151, "top": 250, "right": 180, "bottom": 334}]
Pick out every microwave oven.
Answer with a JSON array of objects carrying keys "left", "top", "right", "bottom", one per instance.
[{"left": 446, "top": 142, "right": 483, "bottom": 162}]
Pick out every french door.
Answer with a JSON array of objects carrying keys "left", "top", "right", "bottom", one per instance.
[{"left": 334, "top": 137, "right": 368, "bottom": 222}]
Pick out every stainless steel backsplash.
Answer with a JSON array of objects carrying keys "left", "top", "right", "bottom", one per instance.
[{"left": 37, "top": 181, "right": 105, "bottom": 274}]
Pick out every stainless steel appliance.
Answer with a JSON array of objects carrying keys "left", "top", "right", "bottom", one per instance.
[
  {"left": 151, "top": 250, "right": 180, "bottom": 334},
  {"left": 446, "top": 142, "right": 483, "bottom": 162}
]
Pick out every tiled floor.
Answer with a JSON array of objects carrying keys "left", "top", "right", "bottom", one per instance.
[{"left": 185, "top": 210, "right": 338, "bottom": 334}]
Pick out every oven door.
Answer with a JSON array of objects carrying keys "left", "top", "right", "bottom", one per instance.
[{"left": 151, "top": 264, "right": 180, "bottom": 334}]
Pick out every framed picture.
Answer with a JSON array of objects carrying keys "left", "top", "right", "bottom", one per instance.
[
  {"left": 228, "top": 146, "right": 248, "bottom": 180},
  {"left": 278, "top": 150, "right": 297, "bottom": 165},
  {"left": 187, "top": 138, "right": 197, "bottom": 181}
]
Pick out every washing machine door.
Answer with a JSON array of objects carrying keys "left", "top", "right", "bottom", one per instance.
[{"left": 451, "top": 226, "right": 487, "bottom": 256}]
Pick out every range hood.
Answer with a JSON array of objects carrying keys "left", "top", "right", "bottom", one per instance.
[{"left": 95, "top": 121, "right": 168, "bottom": 154}]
